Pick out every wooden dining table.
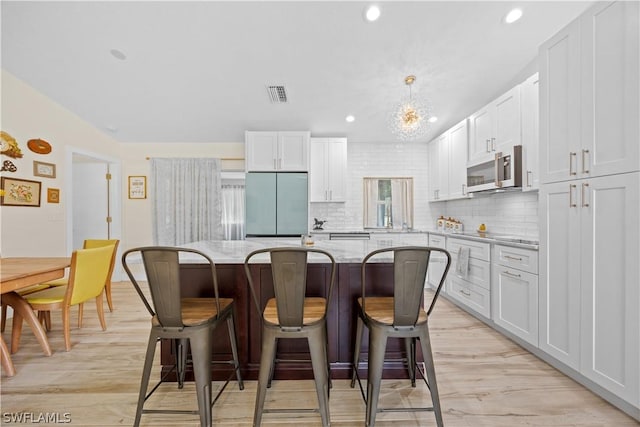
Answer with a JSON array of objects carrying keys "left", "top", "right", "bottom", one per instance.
[{"left": 0, "top": 257, "right": 70, "bottom": 376}]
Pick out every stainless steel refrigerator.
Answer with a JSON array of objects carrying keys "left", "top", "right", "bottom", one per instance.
[{"left": 245, "top": 172, "right": 308, "bottom": 236}]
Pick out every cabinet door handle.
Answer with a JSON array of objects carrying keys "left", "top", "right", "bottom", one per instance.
[
  {"left": 503, "top": 270, "right": 522, "bottom": 278},
  {"left": 504, "top": 255, "right": 523, "bottom": 261},
  {"left": 460, "top": 289, "right": 471, "bottom": 297},
  {"left": 582, "top": 149, "right": 590, "bottom": 174},
  {"left": 325, "top": 190, "right": 328, "bottom": 201},
  {"left": 582, "top": 182, "right": 590, "bottom": 207},
  {"left": 491, "top": 137, "right": 496, "bottom": 151},
  {"left": 486, "top": 139, "right": 491, "bottom": 153},
  {"left": 569, "top": 152, "right": 577, "bottom": 175},
  {"left": 278, "top": 158, "right": 282, "bottom": 169},
  {"left": 329, "top": 190, "right": 332, "bottom": 200},
  {"left": 569, "top": 184, "right": 577, "bottom": 207},
  {"left": 526, "top": 170, "right": 532, "bottom": 187},
  {"left": 462, "top": 184, "right": 466, "bottom": 195}
]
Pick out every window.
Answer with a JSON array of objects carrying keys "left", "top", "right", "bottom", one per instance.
[{"left": 363, "top": 177, "right": 414, "bottom": 229}]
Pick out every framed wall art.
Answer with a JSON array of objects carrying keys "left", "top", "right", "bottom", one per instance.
[
  {"left": 128, "top": 176, "right": 147, "bottom": 199},
  {"left": 47, "top": 188, "right": 60, "bottom": 203},
  {"left": 0, "top": 177, "right": 41, "bottom": 207},
  {"left": 33, "top": 161, "right": 56, "bottom": 178}
]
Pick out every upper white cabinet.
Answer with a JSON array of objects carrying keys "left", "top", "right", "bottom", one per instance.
[
  {"left": 521, "top": 73, "right": 539, "bottom": 191},
  {"left": 539, "top": 1, "right": 639, "bottom": 184},
  {"left": 309, "top": 137, "right": 347, "bottom": 202},
  {"left": 468, "top": 86, "right": 521, "bottom": 165},
  {"left": 245, "top": 131, "right": 310, "bottom": 172},
  {"left": 427, "top": 132, "right": 448, "bottom": 202},
  {"left": 447, "top": 119, "right": 470, "bottom": 199},
  {"left": 428, "top": 119, "right": 469, "bottom": 202}
]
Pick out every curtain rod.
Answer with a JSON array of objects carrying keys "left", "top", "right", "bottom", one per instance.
[{"left": 145, "top": 157, "right": 244, "bottom": 160}]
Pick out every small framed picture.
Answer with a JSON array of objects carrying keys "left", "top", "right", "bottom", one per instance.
[
  {"left": 0, "top": 177, "right": 42, "bottom": 207},
  {"left": 128, "top": 176, "right": 147, "bottom": 199},
  {"left": 33, "top": 161, "right": 56, "bottom": 178},
  {"left": 47, "top": 188, "right": 60, "bottom": 203}
]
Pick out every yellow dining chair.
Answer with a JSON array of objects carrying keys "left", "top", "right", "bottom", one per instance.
[
  {"left": 11, "top": 245, "right": 114, "bottom": 352},
  {"left": 0, "top": 239, "right": 119, "bottom": 332}
]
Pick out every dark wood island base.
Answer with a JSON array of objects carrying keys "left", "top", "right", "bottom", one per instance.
[{"left": 161, "top": 262, "right": 422, "bottom": 381}]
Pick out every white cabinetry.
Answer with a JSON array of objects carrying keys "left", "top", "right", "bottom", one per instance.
[
  {"left": 540, "top": 172, "right": 639, "bottom": 403},
  {"left": 468, "top": 86, "right": 521, "bottom": 165},
  {"left": 426, "top": 234, "right": 448, "bottom": 292},
  {"left": 427, "top": 133, "right": 448, "bottom": 201},
  {"left": 492, "top": 245, "right": 539, "bottom": 346},
  {"left": 539, "top": 1, "right": 639, "bottom": 184},
  {"left": 309, "top": 137, "right": 347, "bottom": 202},
  {"left": 446, "top": 237, "right": 491, "bottom": 319},
  {"left": 521, "top": 73, "right": 539, "bottom": 191},
  {"left": 427, "top": 119, "right": 469, "bottom": 202},
  {"left": 245, "top": 131, "right": 310, "bottom": 172},
  {"left": 447, "top": 119, "right": 470, "bottom": 199},
  {"left": 538, "top": 1, "right": 639, "bottom": 413}
]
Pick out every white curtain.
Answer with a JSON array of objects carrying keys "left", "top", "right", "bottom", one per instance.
[
  {"left": 364, "top": 179, "right": 379, "bottom": 227},
  {"left": 150, "top": 158, "right": 222, "bottom": 246},
  {"left": 222, "top": 184, "right": 245, "bottom": 240},
  {"left": 391, "top": 178, "right": 413, "bottom": 229}
]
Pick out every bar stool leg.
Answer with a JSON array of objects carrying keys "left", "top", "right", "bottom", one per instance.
[
  {"left": 254, "top": 328, "right": 277, "bottom": 427},
  {"left": 134, "top": 332, "right": 158, "bottom": 427},
  {"left": 419, "top": 326, "right": 443, "bottom": 427},
  {"left": 365, "top": 327, "right": 387, "bottom": 427},
  {"left": 308, "top": 326, "right": 330, "bottom": 427},
  {"left": 405, "top": 337, "right": 416, "bottom": 387},
  {"left": 351, "top": 314, "right": 364, "bottom": 388},
  {"left": 226, "top": 309, "right": 244, "bottom": 390},
  {"left": 190, "top": 327, "right": 213, "bottom": 427}
]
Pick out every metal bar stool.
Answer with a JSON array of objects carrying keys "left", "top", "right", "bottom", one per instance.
[
  {"left": 244, "top": 247, "right": 336, "bottom": 427},
  {"left": 351, "top": 246, "right": 451, "bottom": 427},
  {"left": 122, "top": 246, "right": 244, "bottom": 427}
]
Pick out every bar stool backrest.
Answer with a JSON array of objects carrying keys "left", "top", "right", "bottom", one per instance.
[
  {"left": 125, "top": 246, "right": 222, "bottom": 330},
  {"left": 270, "top": 249, "right": 309, "bottom": 328}
]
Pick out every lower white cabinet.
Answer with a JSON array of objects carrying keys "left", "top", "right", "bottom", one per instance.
[
  {"left": 426, "top": 234, "right": 448, "bottom": 292},
  {"left": 540, "top": 172, "right": 640, "bottom": 407},
  {"left": 491, "top": 245, "right": 539, "bottom": 346},
  {"left": 446, "top": 237, "right": 491, "bottom": 319}
]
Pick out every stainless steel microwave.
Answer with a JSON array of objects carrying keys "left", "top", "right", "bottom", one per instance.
[{"left": 466, "top": 145, "right": 522, "bottom": 193}]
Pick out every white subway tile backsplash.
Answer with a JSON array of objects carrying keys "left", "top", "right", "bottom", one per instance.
[{"left": 309, "top": 141, "right": 538, "bottom": 239}]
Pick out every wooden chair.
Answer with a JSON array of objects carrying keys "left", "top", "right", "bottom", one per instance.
[
  {"left": 11, "top": 245, "right": 115, "bottom": 352},
  {"left": 350, "top": 246, "right": 451, "bottom": 427},
  {"left": 122, "top": 246, "right": 244, "bottom": 427},
  {"left": 244, "top": 247, "right": 336, "bottom": 427},
  {"left": 0, "top": 239, "right": 119, "bottom": 332}
]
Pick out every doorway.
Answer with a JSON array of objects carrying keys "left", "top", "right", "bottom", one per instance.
[{"left": 66, "top": 147, "right": 122, "bottom": 279}]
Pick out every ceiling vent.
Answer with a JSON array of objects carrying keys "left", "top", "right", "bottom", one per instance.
[{"left": 267, "top": 85, "right": 288, "bottom": 103}]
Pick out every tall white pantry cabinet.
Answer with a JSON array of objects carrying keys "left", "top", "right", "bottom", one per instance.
[{"left": 539, "top": 0, "right": 639, "bottom": 415}]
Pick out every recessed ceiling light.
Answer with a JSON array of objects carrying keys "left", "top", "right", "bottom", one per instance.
[
  {"left": 345, "top": 115, "right": 355, "bottom": 123},
  {"left": 428, "top": 117, "right": 438, "bottom": 123},
  {"left": 365, "top": 5, "right": 381, "bottom": 22},
  {"left": 504, "top": 8, "right": 523, "bottom": 24},
  {"left": 110, "top": 49, "right": 127, "bottom": 60}
]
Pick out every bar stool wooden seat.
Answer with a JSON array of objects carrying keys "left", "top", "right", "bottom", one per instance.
[
  {"left": 122, "top": 246, "right": 243, "bottom": 427},
  {"left": 244, "top": 247, "right": 336, "bottom": 427},
  {"left": 351, "top": 246, "right": 451, "bottom": 427}
]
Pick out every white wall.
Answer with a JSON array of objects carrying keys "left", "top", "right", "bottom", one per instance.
[{"left": 0, "top": 70, "right": 121, "bottom": 256}]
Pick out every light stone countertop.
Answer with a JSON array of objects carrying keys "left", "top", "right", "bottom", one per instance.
[{"left": 178, "top": 234, "right": 431, "bottom": 264}]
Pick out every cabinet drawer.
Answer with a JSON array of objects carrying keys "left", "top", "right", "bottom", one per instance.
[
  {"left": 493, "top": 245, "right": 538, "bottom": 274},
  {"left": 447, "top": 238, "right": 490, "bottom": 261},
  {"left": 451, "top": 257, "right": 490, "bottom": 290},
  {"left": 447, "top": 276, "right": 490, "bottom": 319},
  {"left": 428, "top": 234, "right": 446, "bottom": 249}
]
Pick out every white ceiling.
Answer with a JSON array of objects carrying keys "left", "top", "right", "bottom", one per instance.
[{"left": 1, "top": 1, "right": 593, "bottom": 144}]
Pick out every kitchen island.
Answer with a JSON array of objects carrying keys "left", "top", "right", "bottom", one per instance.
[{"left": 163, "top": 235, "right": 433, "bottom": 381}]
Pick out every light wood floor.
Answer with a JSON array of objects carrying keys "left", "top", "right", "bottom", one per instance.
[{"left": 1, "top": 282, "right": 637, "bottom": 426}]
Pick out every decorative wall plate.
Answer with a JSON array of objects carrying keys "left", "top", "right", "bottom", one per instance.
[
  {"left": 1, "top": 131, "right": 24, "bottom": 158},
  {"left": 27, "top": 138, "right": 52, "bottom": 154}
]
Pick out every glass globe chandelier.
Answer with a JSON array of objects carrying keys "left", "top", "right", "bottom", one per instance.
[{"left": 388, "top": 75, "right": 431, "bottom": 141}]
